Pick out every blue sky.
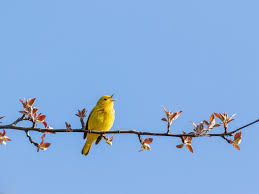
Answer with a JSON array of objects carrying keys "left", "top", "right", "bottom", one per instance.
[{"left": 0, "top": 0, "right": 259, "bottom": 194}]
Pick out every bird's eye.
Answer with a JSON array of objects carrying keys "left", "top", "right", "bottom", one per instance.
[{"left": 104, "top": 98, "right": 107, "bottom": 101}]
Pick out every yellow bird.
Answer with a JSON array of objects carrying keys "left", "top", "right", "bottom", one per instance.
[{"left": 81, "top": 95, "right": 115, "bottom": 155}]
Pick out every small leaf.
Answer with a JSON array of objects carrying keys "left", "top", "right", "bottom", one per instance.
[
  {"left": 162, "top": 106, "right": 169, "bottom": 117},
  {"left": 227, "top": 119, "right": 234, "bottom": 124},
  {"left": 65, "top": 122, "right": 72, "bottom": 132},
  {"left": 161, "top": 118, "right": 167, "bottom": 122},
  {"left": 233, "top": 144, "right": 240, "bottom": 150},
  {"left": 27, "top": 98, "right": 36, "bottom": 106},
  {"left": 32, "top": 107, "right": 39, "bottom": 114},
  {"left": 19, "top": 99, "right": 26, "bottom": 108},
  {"left": 105, "top": 135, "right": 114, "bottom": 146},
  {"left": 0, "top": 134, "right": 11, "bottom": 145},
  {"left": 191, "top": 122, "right": 197, "bottom": 128},
  {"left": 0, "top": 129, "right": 6, "bottom": 137},
  {"left": 76, "top": 108, "right": 87, "bottom": 118},
  {"left": 234, "top": 132, "right": 241, "bottom": 140},
  {"left": 142, "top": 143, "right": 151, "bottom": 151},
  {"left": 233, "top": 132, "right": 242, "bottom": 145},
  {"left": 186, "top": 145, "right": 193, "bottom": 153},
  {"left": 37, "top": 114, "right": 46, "bottom": 122},
  {"left": 2, "top": 137, "right": 11, "bottom": 141},
  {"left": 214, "top": 113, "right": 224, "bottom": 121},
  {"left": 143, "top": 138, "right": 153, "bottom": 144},
  {"left": 169, "top": 111, "right": 182, "bottom": 121},
  {"left": 209, "top": 114, "right": 215, "bottom": 123},
  {"left": 2, "top": 130, "right": 6, "bottom": 137},
  {"left": 43, "top": 121, "right": 48, "bottom": 128},
  {"left": 176, "top": 144, "right": 184, "bottom": 148},
  {"left": 41, "top": 133, "right": 46, "bottom": 140},
  {"left": 106, "top": 139, "right": 112, "bottom": 146},
  {"left": 203, "top": 120, "right": 209, "bottom": 126},
  {"left": 38, "top": 142, "right": 51, "bottom": 151}
]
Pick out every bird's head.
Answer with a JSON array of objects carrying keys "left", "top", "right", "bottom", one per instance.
[{"left": 96, "top": 95, "right": 115, "bottom": 107}]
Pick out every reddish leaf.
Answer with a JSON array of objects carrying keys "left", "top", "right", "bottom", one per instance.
[
  {"left": 233, "top": 144, "right": 240, "bottom": 150},
  {"left": 186, "top": 145, "right": 193, "bottom": 153},
  {"left": 0, "top": 133, "right": 11, "bottom": 145},
  {"left": 105, "top": 136, "right": 114, "bottom": 146},
  {"left": 176, "top": 144, "right": 184, "bottom": 148},
  {"left": 19, "top": 99, "right": 26, "bottom": 108},
  {"left": 214, "top": 113, "right": 224, "bottom": 121},
  {"left": 143, "top": 138, "right": 153, "bottom": 144},
  {"left": 234, "top": 132, "right": 242, "bottom": 140},
  {"left": 41, "top": 133, "right": 46, "bottom": 140},
  {"left": 233, "top": 132, "right": 242, "bottom": 145},
  {"left": 38, "top": 142, "right": 51, "bottom": 151},
  {"left": 37, "top": 114, "right": 46, "bottom": 122},
  {"left": 162, "top": 106, "right": 169, "bottom": 117},
  {"left": 169, "top": 111, "right": 182, "bottom": 121},
  {"left": 209, "top": 114, "right": 215, "bottom": 123},
  {"left": 32, "top": 107, "right": 39, "bottom": 114},
  {"left": 27, "top": 98, "right": 36, "bottom": 106},
  {"left": 65, "top": 122, "right": 72, "bottom": 131},
  {"left": 43, "top": 121, "right": 48, "bottom": 128},
  {"left": 2, "top": 130, "right": 6, "bottom": 136},
  {"left": 2, "top": 137, "right": 11, "bottom": 141},
  {"left": 203, "top": 120, "right": 209, "bottom": 126},
  {"left": 161, "top": 118, "right": 167, "bottom": 122},
  {"left": 76, "top": 108, "right": 87, "bottom": 118}
]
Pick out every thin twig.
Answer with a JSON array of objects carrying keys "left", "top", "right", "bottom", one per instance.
[
  {"left": 80, "top": 118, "right": 85, "bottom": 129},
  {"left": 138, "top": 134, "right": 143, "bottom": 144},
  {"left": 229, "top": 119, "right": 259, "bottom": 135},
  {"left": 25, "top": 130, "right": 39, "bottom": 148},
  {"left": 224, "top": 125, "right": 228, "bottom": 134},
  {"left": 167, "top": 122, "right": 171, "bottom": 134},
  {"left": 221, "top": 136, "right": 231, "bottom": 144},
  {"left": 12, "top": 114, "right": 26, "bottom": 125},
  {"left": 24, "top": 122, "right": 39, "bottom": 148}
]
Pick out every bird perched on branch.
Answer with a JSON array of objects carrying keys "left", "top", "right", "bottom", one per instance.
[{"left": 81, "top": 95, "right": 115, "bottom": 155}]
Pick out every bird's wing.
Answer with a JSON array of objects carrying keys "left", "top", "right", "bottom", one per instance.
[
  {"left": 83, "top": 109, "right": 93, "bottom": 139},
  {"left": 83, "top": 107, "right": 105, "bottom": 139}
]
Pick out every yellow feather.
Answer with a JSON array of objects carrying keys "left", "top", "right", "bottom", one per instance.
[{"left": 81, "top": 95, "right": 115, "bottom": 155}]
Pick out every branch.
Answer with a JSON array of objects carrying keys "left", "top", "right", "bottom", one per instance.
[
  {"left": 12, "top": 114, "right": 26, "bottom": 125},
  {"left": 0, "top": 119, "right": 258, "bottom": 139},
  {"left": 24, "top": 119, "right": 39, "bottom": 149},
  {"left": 25, "top": 130, "right": 39, "bottom": 148},
  {"left": 1, "top": 97, "right": 258, "bottom": 153},
  {"left": 229, "top": 119, "right": 259, "bottom": 135},
  {"left": 138, "top": 134, "right": 143, "bottom": 144}
]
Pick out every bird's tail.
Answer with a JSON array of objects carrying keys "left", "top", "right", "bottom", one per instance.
[{"left": 81, "top": 134, "right": 98, "bottom": 155}]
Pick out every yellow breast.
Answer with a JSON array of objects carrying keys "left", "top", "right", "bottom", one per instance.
[{"left": 88, "top": 106, "right": 115, "bottom": 132}]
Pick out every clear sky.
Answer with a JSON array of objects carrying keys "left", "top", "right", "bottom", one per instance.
[{"left": 0, "top": 0, "right": 259, "bottom": 194}]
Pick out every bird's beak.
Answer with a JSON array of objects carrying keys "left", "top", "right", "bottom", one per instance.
[{"left": 110, "top": 94, "right": 116, "bottom": 101}]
